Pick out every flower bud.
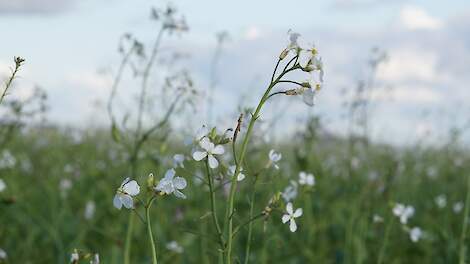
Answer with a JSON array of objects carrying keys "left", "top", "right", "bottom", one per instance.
[
  {"left": 279, "top": 49, "right": 289, "bottom": 60},
  {"left": 147, "top": 173, "right": 155, "bottom": 188},
  {"left": 301, "top": 82, "right": 311, "bottom": 88}
]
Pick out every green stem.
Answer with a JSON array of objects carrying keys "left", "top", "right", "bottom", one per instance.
[
  {"left": 205, "top": 158, "right": 225, "bottom": 248},
  {"left": 459, "top": 174, "right": 470, "bottom": 264},
  {"left": 146, "top": 196, "right": 158, "bottom": 264},
  {"left": 124, "top": 213, "right": 135, "bottom": 264},
  {"left": 377, "top": 220, "right": 392, "bottom": 264},
  {"left": 224, "top": 58, "right": 298, "bottom": 263},
  {"left": 1, "top": 57, "right": 23, "bottom": 105},
  {"left": 244, "top": 176, "right": 259, "bottom": 264}
]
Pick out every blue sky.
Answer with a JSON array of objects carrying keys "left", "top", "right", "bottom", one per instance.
[{"left": 0, "top": 0, "right": 469, "bottom": 145}]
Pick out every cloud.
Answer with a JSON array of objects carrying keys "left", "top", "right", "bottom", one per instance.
[
  {"left": 0, "top": 0, "right": 74, "bottom": 14},
  {"left": 399, "top": 5, "right": 444, "bottom": 31},
  {"left": 371, "top": 86, "right": 441, "bottom": 104}
]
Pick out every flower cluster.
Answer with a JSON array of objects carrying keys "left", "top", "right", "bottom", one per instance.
[{"left": 392, "top": 203, "right": 423, "bottom": 242}]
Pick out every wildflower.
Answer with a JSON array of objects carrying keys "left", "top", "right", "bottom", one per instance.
[
  {"left": 453, "top": 201, "right": 464, "bottom": 214},
  {"left": 113, "top": 178, "right": 140, "bottom": 209},
  {"left": 0, "top": 179, "right": 6, "bottom": 192},
  {"left": 373, "top": 214, "right": 384, "bottom": 223},
  {"left": 268, "top": 149, "right": 282, "bottom": 170},
  {"left": 70, "top": 250, "right": 79, "bottom": 263},
  {"left": 0, "top": 150, "right": 16, "bottom": 169},
  {"left": 173, "top": 154, "right": 185, "bottom": 168},
  {"left": 90, "top": 253, "right": 100, "bottom": 264},
  {"left": 155, "top": 169, "right": 187, "bottom": 199},
  {"left": 393, "top": 203, "right": 415, "bottom": 224},
  {"left": 60, "top": 178, "right": 73, "bottom": 198},
  {"left": 434, "top": 194, "right": 447, "bottom": 209},
  {"left": 228, "top": 165, "right": 245, "bottom": 181},
  {"left": 84, "top": 200, "right": 96, "bottom": 220},
  {"left": 409, "top": 227, "right": 422, "bottom": 242},
  {"left": 287, "top": 30, "right": 301, "bottom": 50},
  {"left": 282, "top": 180, "right": 298, "bottom": 202},
  {"left": 282, "top": 202, "right": 303, "bottom": 232},
  {"left": 298, "top": 171, "right": 315, "bottom": 186},
  {"left": 192, "top": 137, "right": 225, "bottom": 169},
  {"left": 166, "top": 241, "right": 184, "bottom": 253},
  {"left": 0, "top": 248, "right": 7, "bottom": 260}
]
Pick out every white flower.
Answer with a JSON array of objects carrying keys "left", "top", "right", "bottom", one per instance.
[
  {"left": 302, "top": 88, "right": 316, "bottom": 106},
  {"left": 113, "top": 178, "right": 140, "bottom": 209},
  {"left": 173, "top": 154, "right": 185, "bottom": 168},
  {"left": 287, "top": 29, "right": 301, "bottom": 50},
  {"left": 282, "top": 202, "right": 303, "bottom": 232},
  {"left": 90, "top": 253, "right": 100, "bottom": 264},
  {"left": 373, "top": 214, "right": 384, "bottom": 223},
  {"left": 0, "top": 150, "right": 16, "bottom": 169},
  {"left": 453, "top": 201, "right": 464, "bottom": 214},
  {"left": 435, "top": 194, "right": 447, "bottom": 209},
  {"left": 0, "top": 179, "right": 6, "bottom": 192},
  {"left": 70, "top": 250, "right": 79, "bottom": 263},
  {"left": 60, "top": 178, "right": 73, "bottom": 198},
  {"left": 85, "top": 200, "right": 96, "bottom": 220},
  {"left": 166, "top": 241, "right": 184, "bottom": 253},
  {"left": 192, "top": 137, "right": 225, "bottom": 169},
  {"left": 228, "top": 165, "right": 245, "bottom": 181},
  {"left": 155, "top": 169, "right": 187, "bottom": 199},
  {"left": 393, "top": 203, "right": 415, "bottom": 224},
  {"left": 409, "top": 227, "right": 422, "bottom": 242},
  {"left": 0, "top": 248, "right": 7, "bottom": 260},
  {"left": 298, "top": 171, "right": 315, "bottom": 186},
  {"left": 282, "top": 180, "right": 298, "bottom": 202},
  {"left": 268, "top": 149, "right": 282, "bottom": 170}
]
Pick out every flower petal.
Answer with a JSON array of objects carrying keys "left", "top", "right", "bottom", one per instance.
[
  {"left": 302, "top": 89, "right": 315, "bottom": 106},
  {"left": 173, "top": 177, "right": 187, "bottom": 190},
  {"left": 282, "top": 214, "right": 290, "bottom": 223},
  {"left": 286, "top": 202, "right": 293, "bottom": 214},
  {"left": 164, "top": 169, "right": 176, "bottom": 180},
  {"left": 212, "top": 145, "right": 225, "bottom": 155},
  {"left": 174, "top": 189, "right": 187, "bottom": 199},
  {"left": 123, "top": 180, "right": 140, "bottom": 196},
  {"left": 113, "top": 194, "right": 122, "bottom": 209},
  {"left": 237, "top": 173, "right": 245, "bottom": 181},
  {"left": 192, "top": 151, "right": 207, "bottom": 161},
  {"left": 208, "top": 155, "right": 219, "bottom": 169},
  {"left": 121, "top": 194, "right": 134, "bottom": 209},
  {"left": 199, "top": 137, "right": 214, "bottom": 151},
  {"left": 293, "top": 208, "right": 303, "bottom": 218},
  {"left": 289, "top": 219, "right": 297, "bottom": 232}
]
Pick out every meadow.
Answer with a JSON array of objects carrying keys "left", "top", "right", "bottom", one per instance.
[{"left": 1, "top": 4, "right": 469, "bottom": 264}]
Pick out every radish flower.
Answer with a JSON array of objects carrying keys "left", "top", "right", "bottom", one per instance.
[
  {"left": 393, "top": 203, "right": 414, "bottom": 224},
  {"left": 282, "top": 202, "right": 303, "bottom": 232},
  {"left": 298, "top": 171, "right": 315, "bottom": 186},
  {"left": 228, "top": 165, "right": 245, "bottom": 181},
  {"left": 155, "top": 169, "right": 187, "bottom": 199},
  {"left": 113, "top": 178, "right": 140, "bottom": 209},
  {"left": 268, "top": 149, "right": 282, "bottom": 169},
  {"left": 193, "top": 137, "right": 225, "bottom": 169}
]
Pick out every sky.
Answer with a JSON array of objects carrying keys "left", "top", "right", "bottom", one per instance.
[{"left": 0, "top": 0, "right": 469, "bottom": 146}]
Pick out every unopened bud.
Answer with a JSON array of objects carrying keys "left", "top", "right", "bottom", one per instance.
[
  {"left": 279, "top": 49, "right": 289, "bottom": 60},
  {"left": 301, "top": 82, "right": 311, "bottom": 88},
  {"left": 147, "top": 173, "right": 155, "bottom": 188}
]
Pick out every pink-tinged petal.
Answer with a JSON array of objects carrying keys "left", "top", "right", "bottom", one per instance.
[
  {"left": 293, "top": 208, "right": 303, "bottom": 218},
  {"left": 173, "top": 177, "right": 187, "bottom": 190},
  {"left": 212, "top": 145, "right": 225, "bottom": 155},
  {"left": 123, "top": 180, "right": 140, "bottom": 196},
  {"left": 286, "top": 202, "right": 293, "bottom": 214},
  {"left": 113, "top": 194, "right": 122, "bottom": 209},
  {"left": 199, "top": 137, "right": 214, "bottom": 151},
  {"left": 193, "top": 151, "right": 207, "bottom": 161},
  {"left": 282, "top": 214, "right": 290, "bottom": 224},
  {"left": 289, "top": 219, "right": 297, "bottom": 232},
  {"left": 208, "top": 155, "right": 219, "bottom": 169}
]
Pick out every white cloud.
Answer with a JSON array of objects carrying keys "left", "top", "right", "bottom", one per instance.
[
  {"left": 399, "top": 5, "right": 443, "bottom": 31},
  {"left": 371, "top": 85, "right": 441, "bottom": 104},
  {"left": 376, "top": 48, "right": 439, "bottom": 82}
]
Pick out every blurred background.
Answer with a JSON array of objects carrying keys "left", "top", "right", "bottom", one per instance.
[{"left": 1, "top": 0, "right": 469, "bottom": 145}]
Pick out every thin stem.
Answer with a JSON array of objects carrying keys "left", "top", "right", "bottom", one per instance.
[
  {"left": 233, "top": 213, "right": 264, "bottom": 238},
  {"left": 244, "top": 176, "right": 259, "bottom": 264},
  {"left": 377, "top": 220, "right": 392, "bottom": 264},
  {"left": 266, "top": 91, "right": 288, "bottom": 101},
  {"left": 1, "top": 57, "right": 24, "bottom": 105},
  {"left": 132, "top": 209, "right": 146, "bottom": 224},
  {"left": 123, "top": 213, "right": 135, "bottom": 264},
  {"left": 459, "top": 174, "right": 470, "bottom": 264},
  {"left": 205, "top": 158, "right": 225, "bottom": 248},
  {"left": 225, "top": 58, "right": 298, "bottom": 263},
  {"left": 146, "top": 196, "right": 158, "bottom": 264}
]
